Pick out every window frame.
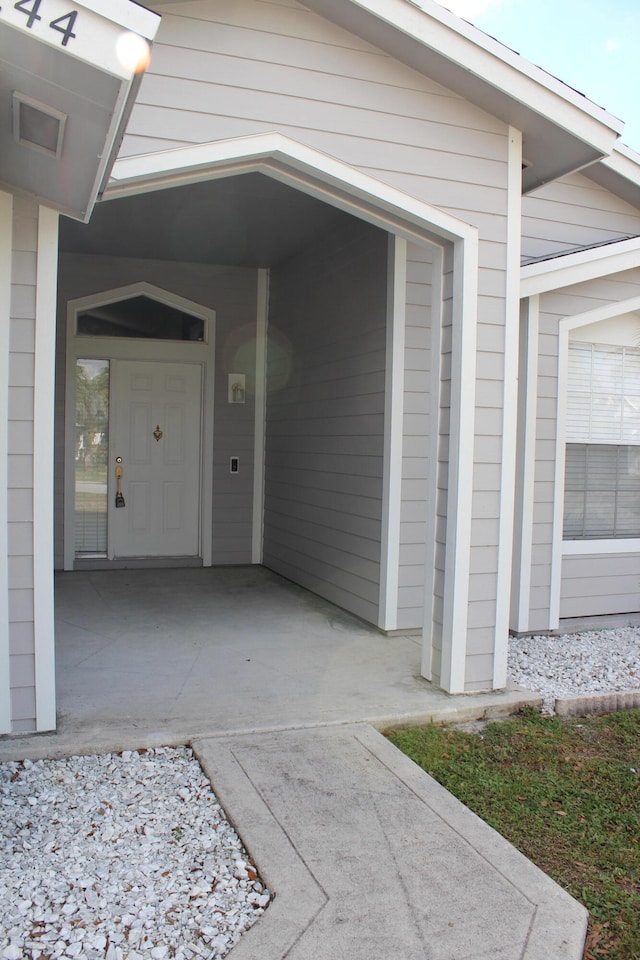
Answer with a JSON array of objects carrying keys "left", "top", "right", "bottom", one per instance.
[
  {"left": 548, "top": 300, "right": 640, "bottom": 629},
  {"left": 564, "top": 339, "right": 640, "bottom": 541}
]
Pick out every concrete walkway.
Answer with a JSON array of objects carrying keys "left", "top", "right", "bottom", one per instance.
[
  {"left": 0, "top": 568, "right": 588, "bottom": 957},
  {"left": 196, "top": 725, "right": 587, "bottom": 960}
]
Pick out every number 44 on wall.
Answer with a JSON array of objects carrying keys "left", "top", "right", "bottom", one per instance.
[{"left": 1, "top": 0, "right": 78, "bottom": 46}]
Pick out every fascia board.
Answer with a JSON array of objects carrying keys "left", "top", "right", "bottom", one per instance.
[
  {"left": 79, "top": 0, "right": 161, "bottom": 38},
  {"left": 521, "top": 236, "right": 640, "bottom": 297},
  {"left": 608, "top": 142, "right": 640, "bottom": 171},
  {"left": 583, "top": 143, "right": 640, "bottom": 207}
]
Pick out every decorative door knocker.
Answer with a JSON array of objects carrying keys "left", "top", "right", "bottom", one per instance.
[{"left": 153, "top": 425, "right": 163, "bottom": 442}]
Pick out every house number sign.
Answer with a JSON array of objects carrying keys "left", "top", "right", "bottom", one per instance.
[
  {"left": 0, "top": 0, "right": 78, "bottom": 46},
  {"left": 0, "top": 0, "right": 143, "bottom": 80}
]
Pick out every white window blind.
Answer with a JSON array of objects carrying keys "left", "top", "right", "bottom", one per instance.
[
  {"left": 564, "top": 444, "right": 640, "bottom": 539},
  {"left": 567, "top": 342, "right": 640, "bottom": 443},
  {"left": 565, "top": 341, "right": 640, "bottom": 540}
]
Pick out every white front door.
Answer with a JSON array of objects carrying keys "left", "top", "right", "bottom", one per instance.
[{"left": 110, "top": 360, "right": 202, "bottom": 558}]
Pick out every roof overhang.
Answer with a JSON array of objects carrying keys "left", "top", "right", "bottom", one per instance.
[
  {"left": 521, "top": 235, "right": 640, "bottom": 298},
  {"left": 257, "top": 0, "right": 624, "bottom": 193},
  {"left": 583, "top": 144, "right": 640, "bottom": 209},
  {"left": 0, "top": 0, "right": 160, "bottom": 221}
]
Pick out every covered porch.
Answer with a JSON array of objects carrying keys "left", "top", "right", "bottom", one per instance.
[{"left": 45, "top": 566, "right": 535, "bottom": 754}]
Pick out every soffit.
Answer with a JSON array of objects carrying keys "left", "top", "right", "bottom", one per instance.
[
  {"left": 0, "top": 1, "right": 160, "bottom": 221},
  {"left": 59, "top": 172, "right": 355, "bottom": 266}
]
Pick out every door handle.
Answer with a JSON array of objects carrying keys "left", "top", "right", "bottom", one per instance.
[{"left": 115, "top": 457, "right": 125, "bottom": 508}]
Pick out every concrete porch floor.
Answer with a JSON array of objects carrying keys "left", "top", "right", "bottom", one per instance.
[{"left": 17, "top": 565, "right": 538, "bottom": 757}]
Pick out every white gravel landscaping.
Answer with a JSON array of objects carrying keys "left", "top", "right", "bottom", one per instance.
[
  {"left": 508, "top": 625, "right": 640, "bottom": 715},
  {"left": 0, "top": 747, "right": 270, "bottom": 960}
]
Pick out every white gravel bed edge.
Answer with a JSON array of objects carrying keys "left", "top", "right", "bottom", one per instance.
[
  {"left": 508, "top": 625, "right": 640, "bottom": 715},
  {"left": 0, "top": 747, "right": 270, "bottom": 960}
]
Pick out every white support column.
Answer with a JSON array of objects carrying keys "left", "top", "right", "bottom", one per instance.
[
  {"left": 0, "top": 191, "right": 13, "bottom": 734},
  {"left": 33, "top": 206, "right": 58, "bottom": 732},
  {"left": 378, "top": 236, "right": 406, "bottom": 631},
  {"left": 252, "top": 269, "right": 269, "bottom": 564},
  {"left": 494, "top": 127, "right": 523, "bottom": 687},
  {"left": 421, "top": 244, "right": 444, "bottom": 682},
  {"left": 549, "top": 320, "right": 571, "bottom": 632},
  {"left": 440, "top": 234, "right": 478, "bottom": 693},
  {"left": 511, "top": 295, "right": 539, "bottom": 634}
]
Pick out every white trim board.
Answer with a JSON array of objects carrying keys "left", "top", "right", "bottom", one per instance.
[
  {"left": 79, "top": 0, "right": 161, "bottom": 35},
  {"left": 252, "top": 269, "right": 269, "bottom": 565},
  {"left": 0, "top": 191, "right": 12, "bottom": 735},
  {"left": 379, "top": 236, "right": 407, "bottom": 631},
  {"left": 421, "top": 244, "right": 445, "bottom": 683},
  {"left": 494, "top": 126, "right": 522, "bottom": 688},
  {"left": 521, "top": 236, "right": 640, "bottom": 298},
  {"left": 33, "top": 206, "right": 59, "bottom": 733},
  {"left": 563, "top": 538, "right": 640, "bottom": 556},
  {"left": 440, "top": 236, "right": 479, "bottom": 694},
  {"left": 511, "top": 296, "right": 539, "bottom": 635}
]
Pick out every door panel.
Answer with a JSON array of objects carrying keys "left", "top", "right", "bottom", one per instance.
[{"left": 111, "top": 360, "right": 202, "bottom": 558}]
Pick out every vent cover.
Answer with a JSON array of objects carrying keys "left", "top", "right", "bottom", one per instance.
[{"left": 13, "top": 92, "right": 67, "bottom": 159}]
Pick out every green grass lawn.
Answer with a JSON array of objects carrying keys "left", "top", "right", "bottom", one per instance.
[{"left": 386, "top": 710, "right": 640, "bottom": 960}]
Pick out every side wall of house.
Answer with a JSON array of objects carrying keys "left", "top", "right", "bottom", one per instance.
[
  {"left": 55, "top": 253, "right": 258, "bottom": 568},
  {"left": 524, "top": 267, "right": 640, "bottom": 632},
  {"left": 264, "top": 218, "right": 388, "bottom": 624},
  {"left": 522, "top": 172, "right": 640, "bottom": 262}
]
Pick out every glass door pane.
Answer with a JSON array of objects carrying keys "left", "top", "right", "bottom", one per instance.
[{"left": 75, "top": 360, "right": 109, "bottom": 556}]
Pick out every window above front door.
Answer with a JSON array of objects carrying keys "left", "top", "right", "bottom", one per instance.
[{"left": 77, "top": 294, "right": 205, "bottom": 342}]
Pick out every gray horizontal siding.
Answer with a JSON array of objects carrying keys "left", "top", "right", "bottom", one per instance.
[
  {"left": 263, "top": 217, "right": 387, "bottom": 625},
  {"left": 522, "top": 172, "right": 640, "bottom": 263},
  {"left": 560, "top": 553, "right": 640, "bottom": 619}
]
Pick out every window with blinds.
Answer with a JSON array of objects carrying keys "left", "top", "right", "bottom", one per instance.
[{"left": 564, "top": 342, "right": 640, "bottom": 539}]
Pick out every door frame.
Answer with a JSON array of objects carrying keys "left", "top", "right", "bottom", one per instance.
[{"left": 63, "top": 282, "right": 215, "bottom": 570}]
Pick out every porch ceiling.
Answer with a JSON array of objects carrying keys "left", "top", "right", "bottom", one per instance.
[{"left": 58, "top": 172, "right": 355, "bottom": 267}]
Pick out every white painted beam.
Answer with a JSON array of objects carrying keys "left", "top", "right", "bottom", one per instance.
[
  {"left": 379, "top": 237, "right": 406, "bottom": 631},
  {"left": 440, "top": 235, "right": 478, "bottom": 694},
  {"left": 493, "top": 127, "right": 522, "bottom": 687},
  {"left": 0, "top": 191, "right": 13, "bottom": 734},
  {"left": 33, "top": 207, "right": 59, "bottom": 732},
  {"left": 252, "top": 270, "right": 269, "bottom": 565}
]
